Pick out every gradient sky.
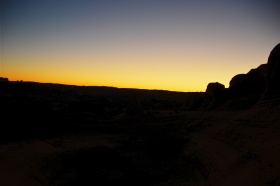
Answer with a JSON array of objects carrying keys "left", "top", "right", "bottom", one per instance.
[{"left": 1, "top": 0, "right": 280, "bottom": 92}]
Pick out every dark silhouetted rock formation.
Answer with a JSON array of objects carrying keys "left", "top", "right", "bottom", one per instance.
[
  {"left": 202, "top": 82, "right": 226, "bottom": 110},
  {"left": 226, "top": 43, "right": 280, "bottom": 109},
  {"left": 206, "top": 82, "right": 225, "bottom": 94},
  {"left": 229, "top": 43, "right": 279, "bottom": 95},
  {"left": 228, "top": 43, "right": 280, "bottom": 101},
  {"left": 266, "top": 43, "right": 280, "bottom": 95},
  {"left": 229, "top": 64, "right": 268, "bottom": 97},
  {"left": 201, "top": 43, "right": 280, "bottom": 110},
  {"left": 228, "top": 43, "right": 280, "bottom": 108}
]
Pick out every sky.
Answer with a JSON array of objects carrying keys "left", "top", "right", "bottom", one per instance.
[{"left": 1, "top": 0, "right": 280, "bottom": 92}]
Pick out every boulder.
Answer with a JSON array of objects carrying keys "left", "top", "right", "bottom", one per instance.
[
  {"left": 206, "top": 82, "right": 225, "bottom": 95},
  {"left": 202, "top": 82, "right": 226, "bottom": 110}
]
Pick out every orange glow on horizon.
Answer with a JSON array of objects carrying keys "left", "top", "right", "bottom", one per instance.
[{"left": 2, "top": 51, "right": 263, "bottom": 93}]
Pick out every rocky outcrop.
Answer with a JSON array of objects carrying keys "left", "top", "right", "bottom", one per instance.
[
  {"left": 202, "top": 82, "right": 226, "bottom": 110},
  {"left": 229, "top": 64, "right": 268, "bottom": 97},
  {"left": 201, "top": 43, "right": 280, "bottom": 110},
  {"left": 228, "top": 43, "right": 279, "bottom": 95},
  {"left": 206, "top": 82, "right": 225, "bottom": 94},
  {"left": 266, "top": 43, "right": 280, "bottom": 95},
  {"left": 226, "top": 43, "right": 280, "bottom": 108}
]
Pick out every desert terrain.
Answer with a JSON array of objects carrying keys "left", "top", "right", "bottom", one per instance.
[{"left": 0, "top": 43, "right": 280, "bottom": 185}]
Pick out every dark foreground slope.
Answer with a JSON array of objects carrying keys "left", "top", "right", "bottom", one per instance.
[{"left": 0, "top": 43, "right": 279, "bottom": 186}]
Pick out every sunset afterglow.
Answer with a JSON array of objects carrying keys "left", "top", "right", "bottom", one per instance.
[{"left": 1, "top": 0, "right": 279, "bottom": 92}]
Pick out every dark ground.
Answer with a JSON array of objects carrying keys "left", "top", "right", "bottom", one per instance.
[{"left": 1, "top": 79, "right": 280, "bottom": 186}]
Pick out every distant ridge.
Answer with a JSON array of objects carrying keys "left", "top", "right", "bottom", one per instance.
[{"left": 0, "top": 77, "right": 9, "bottom": 82}]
